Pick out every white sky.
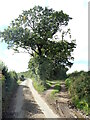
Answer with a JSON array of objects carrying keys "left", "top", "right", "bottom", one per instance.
[{"left": 0, "top": 0, "right": 89, "bottom": 73}]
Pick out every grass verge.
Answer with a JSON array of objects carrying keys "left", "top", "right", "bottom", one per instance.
[{"left": 33, "top": 80, "right": 46, "bottom": 93}]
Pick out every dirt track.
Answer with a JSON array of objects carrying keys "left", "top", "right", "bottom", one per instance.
[
  {"left": 3, "top": 80, "right": 45, "bottom": 118},
  {"left": 3, "top": 79, "right": 89, "bottom": 119},
  {"left": 3, "top": 79, "right": 59, "bottom": 118},
  {"left": 42, "top": 81, "right": 89, "bottom": 119}
]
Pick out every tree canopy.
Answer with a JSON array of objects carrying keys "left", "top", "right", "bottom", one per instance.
[
  {"left": 0, "top": 6, "right": 74, "bottom": 55},
  {"left": 0, "top": 6, "right": 76, "bottom": 79}
]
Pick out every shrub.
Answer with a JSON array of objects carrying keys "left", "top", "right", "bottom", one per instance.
[
  {"left": 66, "top": 71, "right": 90, "bottom": 115},
  {"left": 65, "top": 78, "right": 72, "bottom": 88},
  {"left": 1, "top": 65, "right": 18, "bottom": 115}
]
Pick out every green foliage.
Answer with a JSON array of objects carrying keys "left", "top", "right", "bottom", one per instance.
[
  {"left": 54, "top": 83, "right": 61, "bottom": 91},
  {"left": 20, "top": 75, "right": 25, "bottom": 81},
  {"left": 0, "top": 6, "right": 72, "bottom": 57},
  {"left": 45, "top": 82, "right": 52, "bottom": 89},
  {"left": 0, "top": 6, "right": 76, "bottom": 81},
  {"left": 33, "top": 80, "right": 46, "bottom": 93},
  {"left": 17, "top": 79, "right": 22, "bottom": 84},
  {"left": 51, "top": 89, "right": 59, "bottom": 97},
  {"left": 45, "top": 81, "right": 61, "bottom": 97},
  {"left": 1, "top": 75, "right": 5, "bottom": 82},
  {"left": 18, "top": 70, "right": 32, "bottom": 78},
  {"left": 65, "top": 78, "right": 72, "bottom": 88},
  {"left": 65, "top": 71, "right": 90, "bottom": 115},
  {"left": 28, "top": 55, "right": 68, "bottom": 81},
  {"left": 1, "top": 63, "right": 18, "bottom": 114}
]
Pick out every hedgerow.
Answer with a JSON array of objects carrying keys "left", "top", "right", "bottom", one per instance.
[
  {"left": 0, "top": 62, "right": 18, "bottom": 116},
  {"left": 65, "top": 71, "right": 90, "bottom": 115}
]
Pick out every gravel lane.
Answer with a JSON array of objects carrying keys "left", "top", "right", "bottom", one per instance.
[
  {"left": 3, "top": 80, "right": 45, "bottom": 118},
  {"left": 3, "top": 79, "right": 60, "bottom": 118},
  {"left": 27, "top": 78, "right": 59, "bottom": 118}
]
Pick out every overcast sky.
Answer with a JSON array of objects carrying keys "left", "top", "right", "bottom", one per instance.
[{"left": 0, "top": 0, "right": 89, "bottom": 73}]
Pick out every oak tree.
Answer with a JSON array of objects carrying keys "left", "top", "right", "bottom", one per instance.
[{"left": 0, "top": 6, "right": 76, "bottom": 79}]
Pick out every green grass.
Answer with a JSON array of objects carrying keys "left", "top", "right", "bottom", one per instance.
[
  {"left": 46, "top": 80, "right": 61, "bottom": 84},
  {"left": 32, "top": 79, "right": 61, "bottom": 93},
  {"left": 50, "top": 89, "right": 59, "bottom": 97},
  {"left": 46, "top": 80, "right": 61, "bottom": 89},
  {"left": 45, "top": 82, "right": 52, "bottom": 89},
  {"left": 49, "top": 82, "right": 61, "bottom": 97},
  {"left": 54, "top": 83, "right": 61, "bottom": 91},
  {"left": 33, "top": 80, "right": 46, "bottom": 93}
]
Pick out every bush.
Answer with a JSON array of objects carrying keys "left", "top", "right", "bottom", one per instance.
[
  {"left": 28, "top": 56, "right": 67, "bottom": 81},
  {"left": 1, "top": 65, "right": 18, "bottom": 115},
  {"left": 65, "top": 78, "right": 72, "bottom": 88},
  {"left": 66, "top": 71, "right": 90, "bottom": 115}
]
